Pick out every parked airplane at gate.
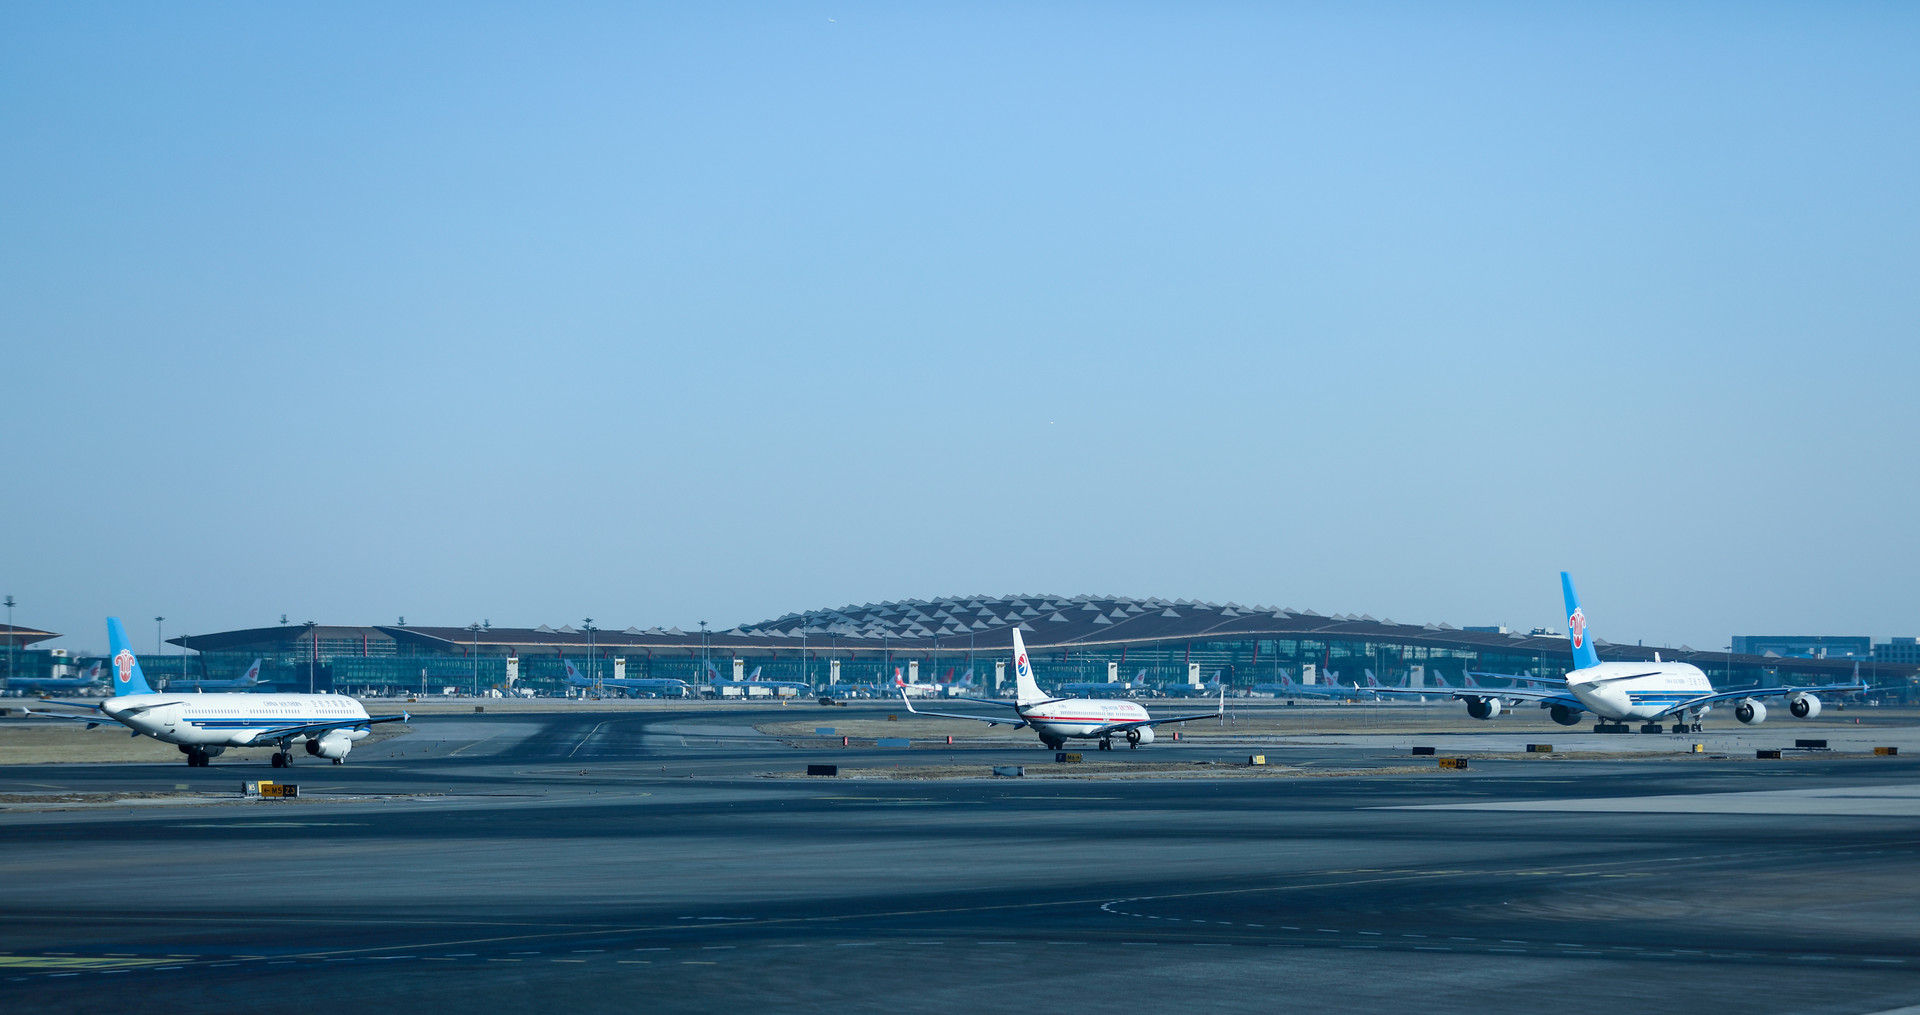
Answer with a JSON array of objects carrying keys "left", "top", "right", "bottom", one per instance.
[
  {"left": 1375, "top": 574, "right": 1865, "bottom": 733},
  {"left": 899, "top": 628, "right": 1223, "bottom": 750},
  {"left": 10, "top": 660, "right": 105, "bottom": 695},
  {"left": 1250, "top": 668, "right": 1357, "bottom": 700},
  {"left": 564, "top": 659, "right": 691, "bottom": 698},
  {"left": 30, "top": 619, "right": 407, "bottom": 767},
  {"left": 166, "top": 658, "right": 264, "bottom": 692}
]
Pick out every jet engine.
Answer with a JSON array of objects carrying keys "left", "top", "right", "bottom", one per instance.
[
  {"left": 1735, "top": 699, "right": 1768, "bottom": 725},
  {"left": 1789, "top": 694, "right": 1822, "bottom": 719},
  {"left": 1466, "top": 697, "right": 1503, "bottom": 720},
  {"left": 1126, "top": 727, "right": 1155, "bottom": 746},
  {"left": 1549, "top": 704, "right": 1583, "bottom": 726},
  {"left": 306, "top": 733, "right": 354, "bottom": 759}
]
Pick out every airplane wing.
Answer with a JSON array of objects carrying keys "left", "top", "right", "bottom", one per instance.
[
  {"left": 1086, "top": 684, "right": 1226, "bottom": 734},
  {"left": 897, "top": 692, "right": 1029, "bottom": 729},
  {"left": 237, "top": 712, "right": 411, "bottom": 744},
  {"left": 23, "top": 709, "right": 109, "bottom": 729},
  {"left": 1647, "top": 682, "right": 1868, "bottom": 720},
  {"left": 1370, "top": 685, "right": 1587, "bottom": 709}
]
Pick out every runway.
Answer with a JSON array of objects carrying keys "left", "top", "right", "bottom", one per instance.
[{"left": 3, "top": 706, "right": 1918, "bottom": 1013}]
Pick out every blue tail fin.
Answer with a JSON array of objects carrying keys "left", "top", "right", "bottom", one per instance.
[
  {"left": 105, "top": 618, "right": 156, "bottom": 696},
  {"left": 1559, "top": 572, "right": 1601, "bottom": 670}
]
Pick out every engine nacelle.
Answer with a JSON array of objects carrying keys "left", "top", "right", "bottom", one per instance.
[
  {"left": 1126, "top": 727, "right": 1156, "bottom": 746},
  {"left": 1789, "top": 694, "right": 1821, "bottom": 720},
  {"left": 1466, "top": 697, "right": 1503, "bottom": 720},
  {"left": 1735, "top": 699, "right": 1768, "bottom": 725},
  {"left": 306, "top": 734, "right": 353, "bottom": 759},
  {"left": 1549, "top": 704, "right": 1583, "bottom": 726}
]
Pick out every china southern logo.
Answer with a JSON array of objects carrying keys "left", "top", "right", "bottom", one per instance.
[
  {"left": 1016, "top": 652, "right": 1030, "bottom": 678},
  {"left": 113, "top": 649, "right": 136, "bottom": 684},
  {"left": 1568, "top": 608, "right": 1587, "bottom": 649}
]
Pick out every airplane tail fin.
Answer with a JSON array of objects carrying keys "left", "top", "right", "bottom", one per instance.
[
  {"left": 104, "top": 618, "right": 155, "bottom": 696},
  {"left": 563, "top": 659, "right": 584, "bottom": 683},
  {"left": 1011, "top": 628, "right": 1047, "bottom": 706},
  {"left": 243, "top": 658, "right": 262, "bottom": 684},
  {"left": 1560, "top": 571, "right": 1602, "bottom": 670}
]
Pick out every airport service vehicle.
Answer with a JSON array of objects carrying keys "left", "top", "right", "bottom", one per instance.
[
  {"left": 899, "top": 628, "right": 1223, "bottom": 750},
  {"left": 563, "top": 659, "right": 691, "bottom": 698},
  {"left": 10, "top": 660, "right": 106, "bottom": 695},
  {"left": 31, "top": 619, "right": 406, "bottom": 767},
  {"left": 166, "top": 658, "right": 263, "bottom": 692},
  {"left": 1378, "top": 574, "right": 1864, "bottom": 733}
]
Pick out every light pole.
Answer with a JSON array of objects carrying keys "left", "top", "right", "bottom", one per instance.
[
  {"left": 469, "top": 623, "right": 482, "bottom": 697},
  {"left": 3, "top": 595, "right": 13, "bottom": 685},
  {"left": 154, "top": 616, "right": 166, "bottom": 688},
  {"left": 699, "top": 620, "right": 709, "bottom": 683},
  {"left": 583, "top": 619, "right": 596, "bottom": 689},
  {"left": 303, "top": 621, "right": 317, "bottom": 693}
]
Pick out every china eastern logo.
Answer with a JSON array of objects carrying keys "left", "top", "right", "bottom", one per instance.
[
  {"left": 1568, "top": 608, "right": 1587, "bottom": 649},
  {"left": 1015, "top": 652, "right": 1030, "bottom": 678},
  {"left": 113, "top": 649, "right": 136, "bottom": 684}
]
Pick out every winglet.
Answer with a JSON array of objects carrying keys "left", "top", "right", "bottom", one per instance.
[{"left": 898, "top": 687, "right": 922, "bottom": 714}]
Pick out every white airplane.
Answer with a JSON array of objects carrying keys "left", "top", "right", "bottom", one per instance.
[
  {"left": 166, "top": 658, "right": 264, "bottom": 692},
  {"left": 1379, "top": 574, "right": 1865, "bottom": 732},
  {"left": 1250, "top": 668, "right": 1357, "bottom": 700},
  {"left": 563, "top": 658, "right": 691, "bottom": 698},
  {"left": 30, "top": 618, "right": 407, "bottom": 767},
  {"left": 11, "top": 660, "right": 106, "bottom": 694},
  {"left": 899, "top": 628, "right": 1223, "bottom": 750}
]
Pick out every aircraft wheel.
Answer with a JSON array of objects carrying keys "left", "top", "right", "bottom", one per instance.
[
  {"left": 332, "top": 758, "right": 343, "bottom": 765},
  {"left": 270, "top": 753, "right": 285, "bottom": 769}
]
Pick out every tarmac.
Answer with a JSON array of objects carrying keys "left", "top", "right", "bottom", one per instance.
[{"left": 2, "top": 700, "right": 1918, "bottom": 1014}]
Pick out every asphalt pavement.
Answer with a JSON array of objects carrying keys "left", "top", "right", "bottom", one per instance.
[{"left": 3, "top": 706, "right": 1918, "bottom": 1014}]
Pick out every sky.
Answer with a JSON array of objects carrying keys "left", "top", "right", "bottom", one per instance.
[{"left": 3, "top": 2, "right": 1916, "bottom": 655}]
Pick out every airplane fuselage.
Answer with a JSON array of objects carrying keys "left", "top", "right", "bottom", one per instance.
[
  {"left": 1020, "top": 698, "right": 1151, "bottom": 741},
  {"left": 102, "top": 693, "right": 374, "bottom": 748},
  {"left": 1565, "top": 662, "right": 1713, "bottom": 722}
]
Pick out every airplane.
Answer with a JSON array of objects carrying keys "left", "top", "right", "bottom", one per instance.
[
  {"left": 891, "top": 668, "right": 942, "bottom": 698},
  {"left": 165, "top": 658, "right": 264, "bottom": 692},
  {"left": 10, "top": 660, "right": 106, "bottom": 695},
  {"left": 563, "top": 659, "right": 691, "bottom": 698},
  {"left": 898, "top": 627, "right": 1224, "bottom": 751},
  {"left": 1249, "top": 668, "right": 1359, "bottom": 700},
  {"left": 704, "top": 660, "right": 813, "bottom": 696},
  {"left": 29, "top": 618, "right": 407, "bottom": 767},
  {"left": 1374, "top": 573, "right": 1867, "bottom": 732}
]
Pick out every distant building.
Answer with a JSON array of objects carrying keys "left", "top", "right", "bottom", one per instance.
[
  {"left": 1876, "top": 637, "right": 1920, "bottom": 666},
  {"left": 1731, "top": 635, "right": 1873, "bottom": 660},
  {"left": 157, "top": 597, "right": 1903, "bottom": 697}
]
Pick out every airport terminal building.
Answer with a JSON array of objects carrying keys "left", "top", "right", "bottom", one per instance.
[{"left": 158, "top": 595, "right": 1917, "bottom": 699}]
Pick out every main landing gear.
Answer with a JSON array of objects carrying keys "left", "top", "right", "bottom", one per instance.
[
  {"left": 1098, "top": 738, "right": 1114, "bottom": 751},
  {"left": 181, "top": 748, "right": 212, "bottom": 767},
  {"left": 270, "top": 751, "right": 293, "bottom": 768}
]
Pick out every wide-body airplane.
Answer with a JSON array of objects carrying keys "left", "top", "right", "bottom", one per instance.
[
  {"left": 1380, "top": 574, "right": 1864, "bottom": 732},
  {"left": 900, "top": 628, "right": 1223, "bottom": 750},
  {"left": 31, "top": 619, "right": 407, "bottom": 767}
]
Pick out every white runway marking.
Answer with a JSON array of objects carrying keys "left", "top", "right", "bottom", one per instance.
[{"left": 1381, "top": 784, "right": 1920, "bottom": 816}]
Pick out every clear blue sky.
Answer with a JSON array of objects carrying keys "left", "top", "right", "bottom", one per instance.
[{"left": 4, "top": 3, "right": 1916, "bottom": 655}]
